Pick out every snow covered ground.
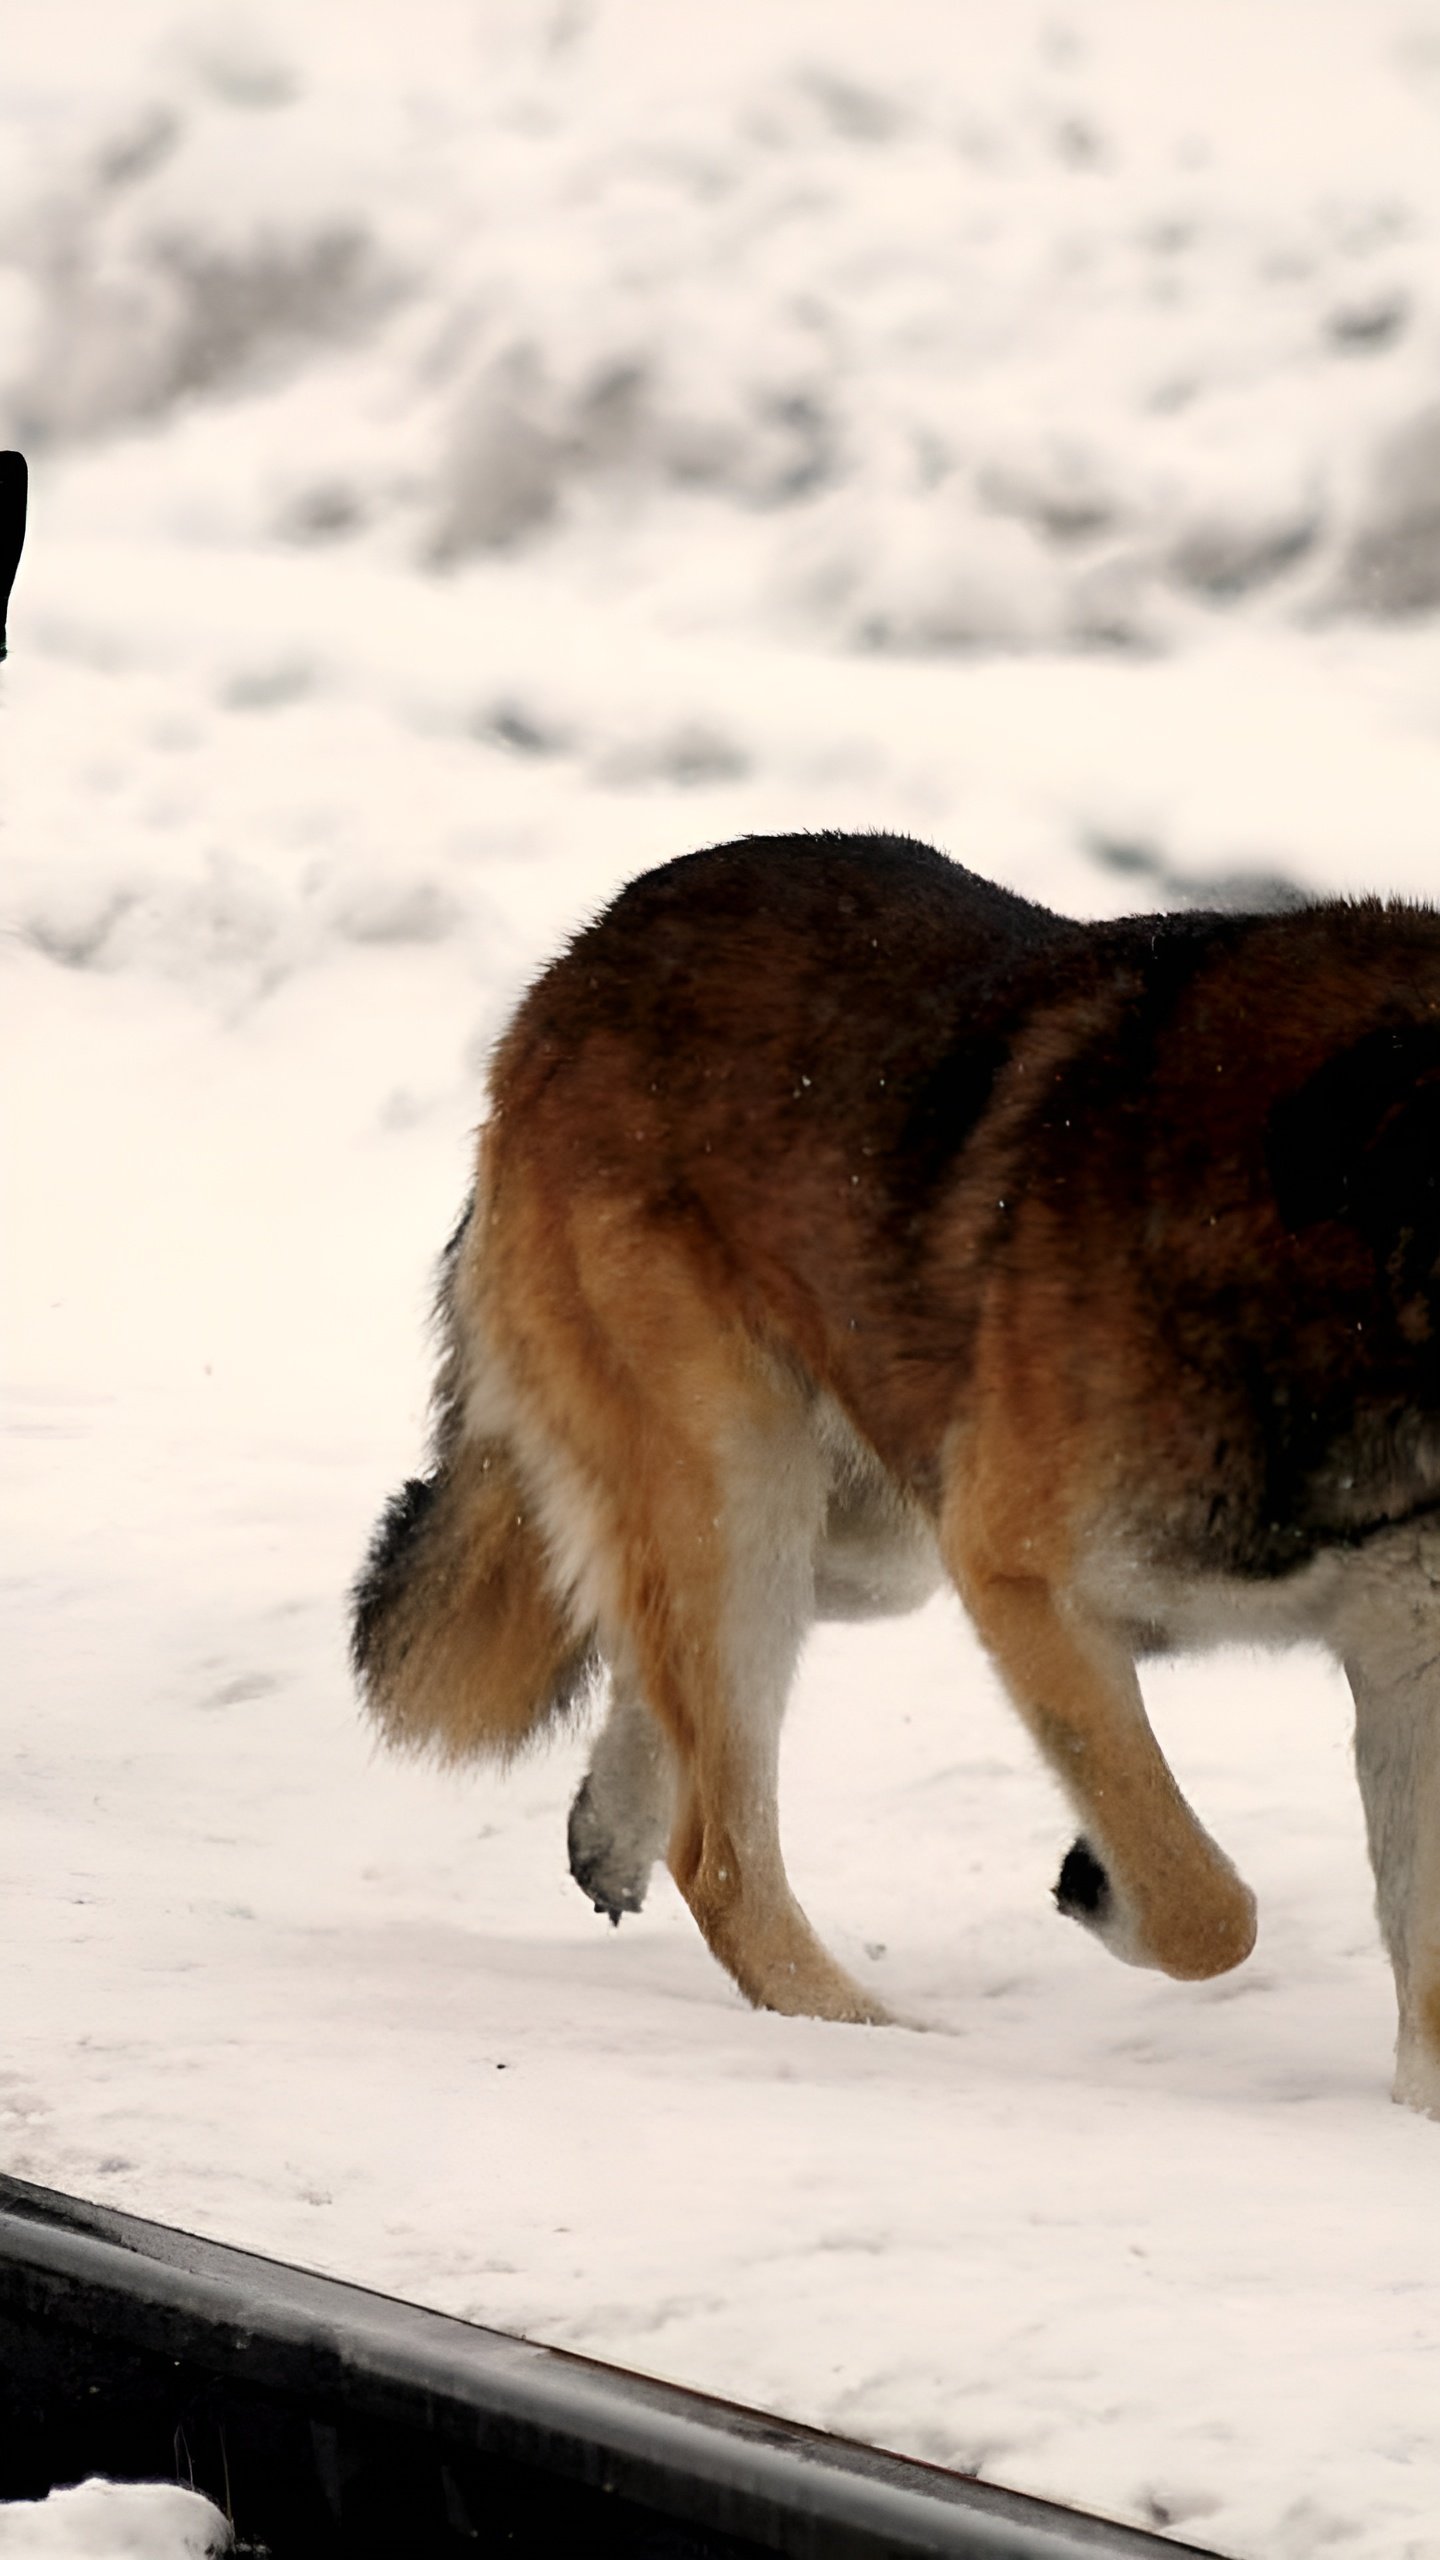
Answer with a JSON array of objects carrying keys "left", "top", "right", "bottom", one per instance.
[
  {"left": 0, "top": 2483, "right": 227, "bottom": 2560},
  {"left": 4, "top": 4, "right": 1440, "bottom": 2553}
]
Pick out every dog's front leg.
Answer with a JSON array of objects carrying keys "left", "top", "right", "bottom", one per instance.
[
  {"left": 1337, "top": 1567, "right": 1440, "bottom": 2119},
  {"left": 949, "top": 1543, "right": 1257, "bottom": 1982}
]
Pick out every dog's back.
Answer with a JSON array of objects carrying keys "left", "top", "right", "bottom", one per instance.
[{"left": 488, "top": 835, "right": 1440, "bottom": 1542}]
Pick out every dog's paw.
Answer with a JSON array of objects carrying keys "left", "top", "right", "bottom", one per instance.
[
  {"left": 1054, "top": 1837, "right": 1111, "bottom": 1926},
  {"left": 566, "top": 1775, "right": 652, "bottom": 1926},
  {"left": 1052, "top": 1835, "right": 1255, "bottom": 1977}
]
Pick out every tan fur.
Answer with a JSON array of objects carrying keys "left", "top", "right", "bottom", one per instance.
[
  {"left": 482, "top": 1174, "right": 888, "bottom": 2020},
  {"left": 940, "top": 1285, "right": 1258, "bottom": 1981},
  {"left": 354, "top": 834, "right": 1440, "bottom": 2110},
  {"left": 359, "top": 1432, "right": 591, "bottom": 1763}
]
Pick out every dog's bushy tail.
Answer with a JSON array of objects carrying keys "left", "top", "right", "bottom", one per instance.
[
  {"left": 351, "top": 1435, "right": 594, "bottom": 1760},
  {"left": 351, "top": 1198, "right": 595, "bottom": 1760}
]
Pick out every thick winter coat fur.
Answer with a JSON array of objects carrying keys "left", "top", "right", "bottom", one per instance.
[{"left": 353, "top": 834, "right": 1440, "bottom": 2114}]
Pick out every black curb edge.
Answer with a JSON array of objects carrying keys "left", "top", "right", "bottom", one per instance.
[
  {"left": 0, "top": 449, "right": 26, "bottom": 658},
  {"left": 0, "top": 2174, "right": 1222, "bottom": 2560}
]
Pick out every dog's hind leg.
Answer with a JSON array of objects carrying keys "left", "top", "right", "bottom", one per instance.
[
  {"left": 568, "top": 1660, "right": 675, "bottom": 1923},
  {"left": 659, "top": 1376, "right": 892, "bottom": 2023},
  {"left": 491, "top": 1187, "right": 888, "bottom": 2024}
]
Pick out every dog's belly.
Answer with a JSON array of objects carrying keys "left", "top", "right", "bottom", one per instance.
[
  {"left": 1078, "top": 1511, "right": 1440, "bottom": 1661},
  {"left": 1076, "top": 1540, "right": 1348, "bottom": 1659},
  {"left": 812, "top": 1393, "right": 945, "bottom": 1621}
]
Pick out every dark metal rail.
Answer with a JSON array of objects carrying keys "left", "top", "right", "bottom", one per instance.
[
  {"left": 0, "top": 449, "right": 26, "bottom": 658},
  {"left": 0, "top": 2174, "right": 1221, "bottom": 2560}
]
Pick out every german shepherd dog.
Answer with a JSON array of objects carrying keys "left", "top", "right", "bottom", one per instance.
[{"left": 353, "top": 834, "right": 1440, "bottom": 2115}]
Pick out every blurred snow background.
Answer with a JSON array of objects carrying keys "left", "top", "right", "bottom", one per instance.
[{"left": 3, "top": 5, "right": 1440, "bottom": 2555}]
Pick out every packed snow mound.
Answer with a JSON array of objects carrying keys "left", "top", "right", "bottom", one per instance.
[
  {"left": 0, "top": 2481, "right": 229, "bottom": 2559},
  {"left": 3, "top": 0, "right": 1439, "bottom": 652}
]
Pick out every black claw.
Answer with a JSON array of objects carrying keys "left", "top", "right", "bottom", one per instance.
[
  {"left": 581, "top": 1886, "right": 635, "bottom": 1925},
  {"left": 1055, "top": 1837, "right": 1111, "bottom": 1922}
]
